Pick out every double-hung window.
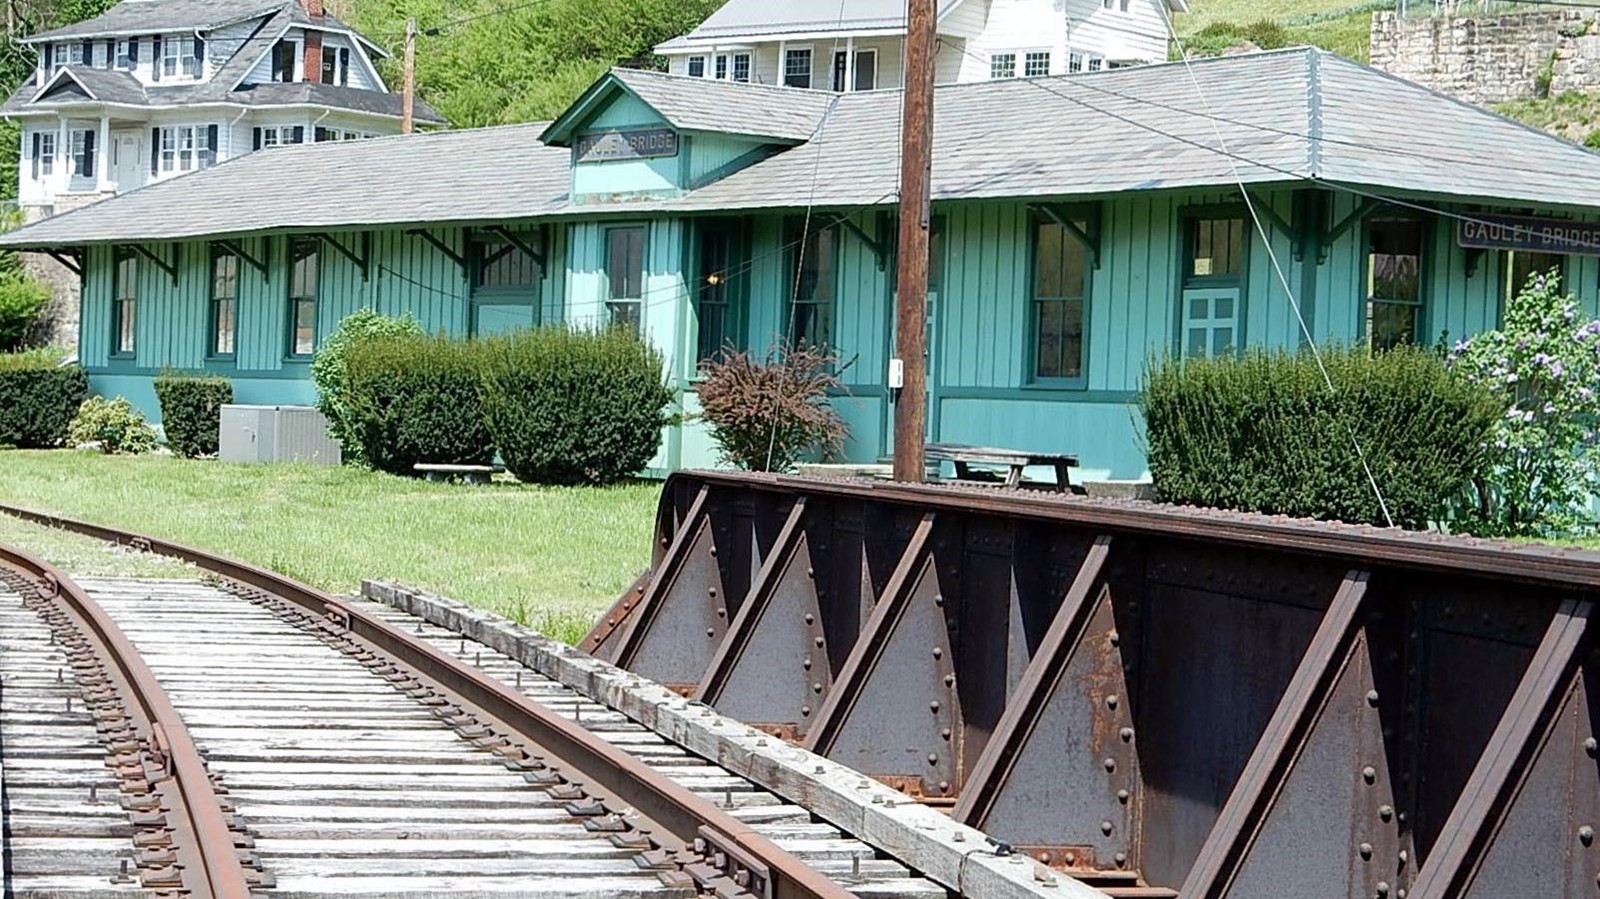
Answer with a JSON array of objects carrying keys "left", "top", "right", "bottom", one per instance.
[
  {"left": 688, "top": 56, "right": 706, "bottom": 77},
  {"left": 732, "top": 53, "right": 751, "bottom": 82},
  {"left": 64, "top": 42, "right": 86, "bottom": 66},
  {"left": 1088, "top": 55, "right": 1105, "bottom": 71},
  {"left": 1366, "top": 218, "right": 1425, "bottom": 350},
  {"left": 162, "top": 35, "right": 196, "bottom": 79},
  {"left": 115, "top": 39, "right": 134, "bottom": 70},
  {"left": 210, "top": 247, "right": 238, "bottom": 358},
  {"left": 714, "top": 55, "right": 728, "bottom": 80},
  {"left": 1068, "top": 51, "right": 1085, "bottom": 73},
  {"left": 1024, "top": 51, "right": 1051, "bottom": 77},
  {"left": 990, "top": 53, "right": 1017, "bottom": 79},
  {"left": 287, "top": 237, "right": 319, "bottom": 357},
  {"left": 1031, "top": 214, "right": 1090, "bottom": 382},
  {"left": 784, "top": 48, "right": 813, "bottom": 88},
  {"left": 605, "top": 226, "right": 646, "bottom": 337},
  {"left": 468, "top": 230, "right": 542, "bottom": 336},
  {"left": 695, "top": 223, "right": 738, "bottom": 366},
  {"left": 113, "top": 248, "right": 138, "bottom": 357},
  {"left": 1506, "top": 249, "right": 1566, "bottom": 303},
  {"left": 1181, "top": 214, "right": 1246, "bottom": 358},
  {"left": 786, "top": 219, "right": 836, "bottom": 348},
  {"left": 158, "top": 125, "right": 213, "bottom": 173},
  {"left": 37, "top": 132, "right": 55, "bottom": 178},
  {"left": 70, "top": 129, "right": 94, "bottom": 178}
]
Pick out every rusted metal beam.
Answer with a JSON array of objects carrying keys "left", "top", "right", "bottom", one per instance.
[
  {"left": 953, "top": 535, "right": 1129, "bottom": 869},
  {"left": 1180, "top": 569, "right": 1373, "bottom": 898},
  {"left": 608, "top": 485, "right": 723, "bottom": 689},
  {"left": 1410, "top": 598, "right": 1595, "bottom": 899}
]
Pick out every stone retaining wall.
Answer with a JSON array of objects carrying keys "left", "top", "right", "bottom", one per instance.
[{"left": 1369, "top": 9, "right": 1600, "bottom": 104}]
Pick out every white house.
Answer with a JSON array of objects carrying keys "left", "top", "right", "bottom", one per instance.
[
  {"left": 2, "top": 0, "right": 445, "bottom": 219},
  {"left": 654, "top": 0, "right": 1187, "bottom": 91}
]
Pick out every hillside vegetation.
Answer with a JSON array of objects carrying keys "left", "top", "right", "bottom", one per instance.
[{"left": 1173, "top": 0, "right": 1382, "bottom": 62}]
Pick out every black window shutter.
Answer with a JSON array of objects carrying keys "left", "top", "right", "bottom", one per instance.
[
  {"left": 314, "top": 126, "right": 327, "bottom": 143},
  {"left": 30, "top": 133, "right": 39, "bottom": 180},
  {"left": 150, "top": 37, "right": 159, "bottom": 81},
  {"left": 272, "top": 40, "right": 286, "bottom": 81},
  {"left": 103, "top": 40, "right": 112, "bottom": 67},
  {"left": 150, "top": 127, "right": 159, "bottom": 174},
  {"left": 252, "top": 127, "right": 261, "bottom": 150},
  {"left": 82, "top": 129, "right": 95, "bottom": 177},
  {"left": 339, "top": 47, "right": 349, "bottom": 85},
  {"left": 193, "top": 36, "right": 204, "bottom": 67},
  {"left": 42, "top": 44, "right": 53, "bottom": 70},
  {"left": 129, "top": 38, "right": 138, "bottom": 63},
  {"left": 81, "top": 40, "right": 91, "bottom": 66},
  {"left": 290, "top": 126, "right": 304, "bottom": 144},
  {"left": 207, "top": 124, "right": 218, "bottom": 154}
]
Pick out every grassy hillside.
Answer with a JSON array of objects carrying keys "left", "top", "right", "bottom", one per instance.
[{"left": 1173, "top": 0, "right": 1382, "bottom": 62}]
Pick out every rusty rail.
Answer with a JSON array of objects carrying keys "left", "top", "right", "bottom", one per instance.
[
  {"left": 584, "top": 471, "right": 1600, "bottom": 898},
  {"left": 0, "top": 540, "right": 253, "bottom": 899},
  {"left": 0, "top": 502, "right": 854, "bottom": 899}
]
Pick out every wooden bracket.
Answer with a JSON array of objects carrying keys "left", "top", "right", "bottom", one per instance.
[
  {"left": 130, "top": 244, "right": 177, "bottom": 285},
  {"left": 1244, "top": 189, "right": 1300, "bottom": 252},
  {"left": 213, "top": 239, "right": 267, "bottom": 279},
  {"left": 830, "top": 214, "right": 889, "bottom": 271},
  {"left": 488, "top": 225, "right": 546, "bottom": 270},
  {"left": 1321, "top": 197, "right": 1379, "bottom": 264},
  {"left": 408, "top": 229, "right": 469, "bottom": 279},
  {"left": 318, "top": 232, "right": 371, "bottom": 281},
  {"left": 44, "top": 248, "right": 82, "bottom": 278},
  {"left": 1032, "top": 203, "right": 1100, "bottom": 269}
]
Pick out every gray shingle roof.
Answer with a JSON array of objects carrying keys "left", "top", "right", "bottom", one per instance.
[
  {"left": 8, "top": 49, "right": 1600, "bottom": 249},
  {"left": 678, "top": 0, "right": 962, "bottom": 41},
  {"left": 32, "top": 67, "right": 149, "bottom": 105},
  {"left": 29, "top": 0, "right": 311, "bottom": 41},
  {"left": 598, "top": 69, "right": 836, "bottom": 143}
]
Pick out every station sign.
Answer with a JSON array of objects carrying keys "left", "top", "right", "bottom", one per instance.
[
  {"left": 575, "top": 128, "right": 680, "bottom": 163},
  {"left": 1457, "top": 213, "right": 1600, "bottom": 257}
]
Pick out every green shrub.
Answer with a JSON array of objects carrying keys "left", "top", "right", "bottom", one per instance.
[
  {"left": 480, "top": 325, "right": 672, "bottom": 485},
  {"left": 1140, "top": 345, "right": 1500, "bottom": 529},
  {"left": 312, "top": 309, "right": 423, "bottom": 465},
  {"left": 153, "top": 371, "right": 233, "bottom": 458},
  {"left": 68, "top": 395, "right": 157, "bottom": 455},
  {"left": 341, "top": 333, "right": 495, "bottom": 476},
  {"left": 0, "top": 271, "right": 51, "bottom": 351},
  {"left": 0, "top": 350, "right": 88, "bottom": 448},
  {"left": 1183, "top": 20, "right": 1291, "bottom": 58},
  {"left": 696, "top": 344, "right": 847, "bottom": 471}
]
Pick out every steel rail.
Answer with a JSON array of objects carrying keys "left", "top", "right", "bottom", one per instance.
[
  {"left": 648, "top": 471, "right": 1600, "bottom": 590},
  {"left": 0, "top": 540, "right": 253, "bottom": 899},
  {"left": 0, "top": 503, "right": 855, "bottom": 899}
]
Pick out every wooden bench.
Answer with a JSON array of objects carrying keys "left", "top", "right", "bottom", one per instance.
[
  {"left": 414, "top": 463, "right": 496, "bottom": 485},
  {"left": 924, "top": 442, "right": 1081, "bottom": 493}
]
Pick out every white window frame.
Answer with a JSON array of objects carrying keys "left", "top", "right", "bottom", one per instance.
[
  {"left": 38, "top": 132, "right": 55, "bottom": 177},
  {"left": 732, "top": 52, "right": 751, "bottom": 82},
  {"left": 162, "top": 34, "right": 197, "bottom": 79},
  {"left": 853, "top": 48, "right": 878, "bottom": 91},
  {"left": 260, "top": 126, "right": 281, "bottom": 148},
  {"left": 687, "top": 55, "right": 706, "bottom": 77},
  {"left": 159, "top": 127, "right": 176, "bottom": 172},
  {"left": 69, "top": 129, "right": 90, "bottom": 178},
  {"left": 115, "top": 39, "right": 133, "bottom": 70},
  {"left": 64, "top": 42, "right": 86, "bottom": 66},
  {"left": 1068, "top": 51, "right": 1085, "bottom": 73},
  {"left": 177, "top": 126, "right": 195, "bottom": 171},
  {"left": 714, "top": 54, "right": 728, "bottom": 80},
  {"left": 784, "top": 45, "right": 813, "bottom": 88},
  {"left": 990, "top": 52, "right": 1016, "bottom": 79},
  {"left": 1023, "top": 50, "right": 1051, "bottom": 77},
  {"left": 1088, "top": 54, "right": 1105, "bottom": 71}
]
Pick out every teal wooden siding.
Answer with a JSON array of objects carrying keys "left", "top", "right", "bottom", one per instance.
[{"left": 686, "top": 134, "right": 769, "bottom": 187}]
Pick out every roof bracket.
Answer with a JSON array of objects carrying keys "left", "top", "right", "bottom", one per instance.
[
  {"left": 488, "top": 226, "right": 546, "bottom": 270},
  {"left": 1243, "top": 190, "right": 1302, "bottom": 258},
  {"left": 44, "top": 248, "right": 82, "bottom": 279},
  {"left": 1320, "top": 197, "right": 1379, "bottom": 265},
  {"left": 408, "top": 229, "right": 469, "bottom": 278},
  {"left": 214, "top": 239, "right": 267, "bottom": 280},
  {"left": 1032, "top": 203, "right": 1100, "bottom": 270},
  {"left": 830, "top": 215, "right": 888, "bottom": 271},
  {"left": 130, "top": 244, "right": 177, "bottom": 286},
  {"left": 318, "top": 232, "right": 371, "bottom": 281}
]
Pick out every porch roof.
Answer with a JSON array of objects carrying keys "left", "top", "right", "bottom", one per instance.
[{"left": 5, "top": 47, "right": 1599, "bottom": 248}]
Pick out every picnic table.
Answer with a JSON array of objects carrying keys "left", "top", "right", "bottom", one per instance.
[{"left": 924, "top": 442, "right": 1081, "bottom": 493}]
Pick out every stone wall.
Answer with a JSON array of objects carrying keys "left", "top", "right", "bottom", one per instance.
[
  {"left": 1369, "top": 9, "right": 1600, "bottom": 105},
  {"left": 19, "top": 191, "right": 111, "bottom": 355}
]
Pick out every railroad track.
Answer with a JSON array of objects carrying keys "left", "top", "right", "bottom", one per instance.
[{"left": 0, "top": 519, "right": 986, "bottom": 899}]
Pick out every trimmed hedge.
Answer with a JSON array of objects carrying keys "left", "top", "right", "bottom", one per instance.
[
  {"left": 68, "top": 395, "right": 157, "bottom": 455},
  {"left": 1140, "top": 346, "right": 1500, "bottom": 529},
  {"left": 0, "top": 350, "right": 88, "bottom": 448},
  {"left": 154, "top": 372, "right": 233, "bottom": 458},
  {"left": 341, "top": 333, "right": 495, "bottom": 476},
  {"left": 312, "top": 309, "right": 423, "bottom": 466},
  {"left": 480, "top": 326, "right": 672, "bottom": 485}
]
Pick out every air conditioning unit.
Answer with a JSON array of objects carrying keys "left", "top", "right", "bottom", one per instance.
[{"left": 219, "top": 405, "right": 341, "bottom": 465}]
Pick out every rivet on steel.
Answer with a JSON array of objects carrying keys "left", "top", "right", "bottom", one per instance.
[
  {"left": 1379, "top": 804, "right": 1394, "bottom": 822},
  {"left": 814, "top": 636, "right": 824, "bottom": 647},
  {"left": 1114, "top": 851, "right": 1127, "bottom": 866},
  {"left": 804, "top": 614, "right": 814, "bottom": 625},
  {"left": 940, "top": 780, "right": 951, "bottom": 793},
  {"left": 1587, "top": 737, "right": 1598, "bottom": 757},
  {"left": 801, "top": 705, "right": 811, "bottom": 716},
  {"left": 1105, "top": 694, "right": 1118, "bottom": 710},
  {"left": 927, "top": 753, "right": 938, "bottom": 765},
  {"left": 1119, "top": 726, "right": 1133, "bottom": 742},
  {"left": 1104, "top": 757, "right": 1116, "bottom": 772},
  {"left": 806, "top": 567, "right": 815, "bottom": 578},
  {"left": 930, "top": 700, "right": 940, "bottom": 712},
  {"left": 706, "top": 628, "right": 716, "bottom": 637},
  {"left": 932, "top": 647, "right": 942, "bottom": 658},
  {"left": 941, "top": 727, "right": 951, "bottom": 740},
  {"left": 812, "top": 682, "right": 822, "bottom": 693},
  {"left": 1108, "top": 630, "right": 1120, "bottom": 646},
  {"left": 1117, "top": 788, "right": 1130, "bottom": 803},
  {"left": 1376, "top": 882, "right": 1390, "bottom": 898},
  {"left": 1362, "top": 765, "right": 1377, "bottom": 784},
  {"left": 1359, "top": 842, "right": 1373, "bottom": 859},
  {"left": 1366, "top": 689, "right": 1380, "bottom": 706},
  {"left": 802, "top": 657, "right": 812, "bottom": 670},
  {"left": 1101, "top": 819, "right": 1114, "bottom": 835},
  {"left": 1582, "top": 825, "right": 1596, "bottom": 846},
  {"left": 708, "top": 587, "right": 717, "bottom": 598}
]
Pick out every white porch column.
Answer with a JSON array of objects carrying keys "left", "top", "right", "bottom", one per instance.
[
  {"left": 55, "top": 114, "right": 69, "bottom": 194},
  {"left": 95, "top": 115, "right": 111, "bottom": 192},
  {"left": 844, "top": 36, "right": 855, "bottom": 91},
  {"left": 778, "top": 40, "right": 787, "bottom": 85},
  {"left": 704, "top": 45, "right": 714, "bottom": 78}
]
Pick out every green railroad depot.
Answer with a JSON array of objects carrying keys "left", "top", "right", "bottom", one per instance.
[{"left": 9, "top": 47, "right": 1600, "bottom": 479}]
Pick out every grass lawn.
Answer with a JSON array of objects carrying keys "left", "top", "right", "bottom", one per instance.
[{"left": 0, "top": 450, "right": 660, "bottom": 643}]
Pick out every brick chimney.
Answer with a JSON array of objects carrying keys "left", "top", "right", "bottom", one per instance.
[
  {"left": 304, "top": 29, "right": 323, "bottom": 82},
  {"left": 300, "top": 0, "right": 324, "bottom": 18}
]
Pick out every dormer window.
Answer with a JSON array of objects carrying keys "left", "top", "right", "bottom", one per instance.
[
  {"left": 114, "top": 39, "right": 135, "bottom": 70},
  {"left": 687, "top": 56, "right": 705, "bottom": 77},
  {"left": 321, "top": 46, "right": 350, "bottom": 86},
  {"left": 64, "top": 42, "right": 86, "bottom": 66},
  {"left": 161, "top": 34, "right": 200, "bottom": 79},
  {"left": 271, "top": 39, "right": 299, "bottom": 82}
]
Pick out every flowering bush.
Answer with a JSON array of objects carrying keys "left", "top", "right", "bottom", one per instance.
[
  {"left": 697, "top": 345, "right": 848, "bottom": 472},
  {"left": 1449, "top": 271, "right": 1600, "bottom": 536}
]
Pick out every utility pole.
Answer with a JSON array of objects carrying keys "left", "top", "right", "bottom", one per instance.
[
  {"left": 892, "top": 0, "right": 935, "bottom": 483},
  {"left": 401, "top": 17, "right": 416, "bottom": 135}
]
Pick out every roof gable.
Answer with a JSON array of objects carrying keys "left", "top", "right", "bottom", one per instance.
[{"left": 542, "top": 69, "right": 833, "bottom": 146}]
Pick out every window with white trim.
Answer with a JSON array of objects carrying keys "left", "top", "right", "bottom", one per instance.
[
  {"left": 70, "top": 129, "right": 94, "bottom": 178},
  {"left": 1088, "top": 55, "right": 1104, "bottom": 71},
  {"left": 64, "top": 42, "right": 86, "bottom": 66},
  {"left": 784, "top": 47, "right": 812, "bottom": 88},
  {"left": 605, "top": 225, "right": 646, "bottom": 336},
  {"left": 688, "top": 56, "right": 706, "bottom": 77},
  {"left": 1024, "top": 51, "right": 1051, "bottom": 77},
  {"left": 115, "top": 39, "right": 133, "bottom": 70},
  {"left": 732, "top": 53, "right": 750, "bottom": 82},
  {"left": 37, "top": 132, "right": 55, "bottom": 178},
  {"left": 990, "top": 52, "right": 1016, "bottom": 79},
  {"left": 854, "top": 48, "right": 877, "bottom": 90},
  {"left": 162, "top": 34, "right": 197, "bottom": 79},
  {"left": 714, "top": 54, "right": 728, "bottom": 79},
  {"left": 1068, "top": 51, "right": 1084, "bottom": 73},
  {"left": 158, "top": 125, "right": 213, "bottom": 173}
]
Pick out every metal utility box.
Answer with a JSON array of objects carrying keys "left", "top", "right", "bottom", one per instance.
[{"left": 219, "top": 405, "right": 341, "bottom": 465}]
